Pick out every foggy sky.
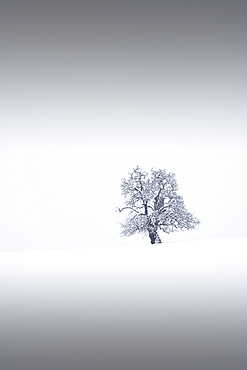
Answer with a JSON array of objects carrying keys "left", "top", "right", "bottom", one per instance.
[
  {"left": 1, "top": 0, "right": 247, "bottom": 145},
  {"left": 1, "top": 0, "right": 247, "bottom": 249}
]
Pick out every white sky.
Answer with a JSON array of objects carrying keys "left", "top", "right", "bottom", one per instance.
[{"left": 1, "top": 0, "right": 247, "bottom": 250}]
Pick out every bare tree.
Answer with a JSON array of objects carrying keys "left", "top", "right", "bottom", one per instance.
[{"left": 117, "top": 166, "right": 200, "bottom": 244}]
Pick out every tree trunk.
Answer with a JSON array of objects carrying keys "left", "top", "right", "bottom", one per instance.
[{"left": 148, "top": 229, "right": 162, "bottom": 244}]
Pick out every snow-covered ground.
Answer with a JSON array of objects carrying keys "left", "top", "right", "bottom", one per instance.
[{"left": 1, "top": 237, "right": 247, "bottom": 370}]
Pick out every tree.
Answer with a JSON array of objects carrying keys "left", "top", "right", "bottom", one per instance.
[{"left": 117, "top": 166, "right": 200, "bottom": 244}]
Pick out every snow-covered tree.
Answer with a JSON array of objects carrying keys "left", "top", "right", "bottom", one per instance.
[{"left": 117, "top": 166, "right": 200, "bottom": 244}]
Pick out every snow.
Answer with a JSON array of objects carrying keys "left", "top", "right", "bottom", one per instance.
[
  {"left": 1, "top": 237, "right": 246, "bottom": 273},
  {"left": 1, "top": 237, "right": 247, "bottom": 370}
]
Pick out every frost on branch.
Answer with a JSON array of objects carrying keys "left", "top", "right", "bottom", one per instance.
[{"left": 117, "top": 166, "right": 200, "bottom": 244}]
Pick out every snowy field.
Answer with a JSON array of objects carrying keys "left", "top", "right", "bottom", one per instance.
[{"left": 1, "top": 237, "right": 247, "bottom": 370}]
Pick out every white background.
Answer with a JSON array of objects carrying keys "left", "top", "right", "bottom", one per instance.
[{"left": 1, "top": 0, "right": 247, "bottom": 250}]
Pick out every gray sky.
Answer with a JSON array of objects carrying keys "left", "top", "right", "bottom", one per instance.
[{"left": 1, "top": 0, "right": 247, "bottom": 250}]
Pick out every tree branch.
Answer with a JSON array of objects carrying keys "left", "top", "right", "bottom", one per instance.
[
  {"left": 118, "top": 206, "right": 140, "bottom": 214},
  {"left": 158, "top": 205, "right": 169, "bottom": 213},
  {"left": 134, "top": 187, "right": 144, "bottom": 198}
]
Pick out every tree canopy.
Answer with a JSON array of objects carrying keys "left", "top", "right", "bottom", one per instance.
[{"left": 117, "top": 166, "right": 200, "bottom": 244}]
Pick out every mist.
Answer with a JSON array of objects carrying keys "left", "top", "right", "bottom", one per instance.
[{"left": 1, "top": 0, "right": 247, "bottom": 250}]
